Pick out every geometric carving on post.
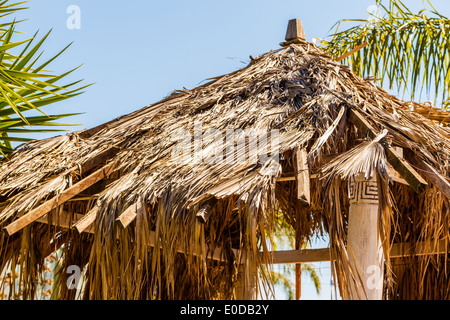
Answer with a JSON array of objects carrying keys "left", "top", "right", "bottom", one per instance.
[
  {"left": 347, "top": 173, "right": 384, "bottom": 300},
  {"left": 349, "top": 175, "right": 379, "bottom": 205}
]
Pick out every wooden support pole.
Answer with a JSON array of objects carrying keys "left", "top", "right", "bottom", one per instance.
[
  {"left": 4, "top": 162, "right": 117, "bottom": 236},
  {"left": 236, "top": 263, "right": 257, "bottom": 300},
  {"left": 295, "top": 264, "right": 301, "bottom": 300},
  {"left": 347, "top": 173, "right": 384, "bottom": 300},
  {"left": 236, "top": 214, "right": 258, "bottom": 300}
]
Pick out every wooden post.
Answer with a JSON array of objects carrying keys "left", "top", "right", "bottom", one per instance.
[
  {"left": 236, "top": 263, "right": 257, "bottom": 300},
  {"left": 236, "top": 215, "right": 258, "bottom": 300},
  {"left": 295, "top": 264, "right": 302, "bottom": 300},
  {"left": 347, "top": 173, "right": 384, "bottom": 300}
]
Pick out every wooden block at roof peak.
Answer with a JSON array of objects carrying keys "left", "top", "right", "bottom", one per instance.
[{"left": 285, "top": 19, "right": 306, "bottom": 41}]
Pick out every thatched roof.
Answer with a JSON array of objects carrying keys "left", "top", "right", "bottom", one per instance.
[{"left": 0, "top": 40, "right": 449, "bottom": 300}]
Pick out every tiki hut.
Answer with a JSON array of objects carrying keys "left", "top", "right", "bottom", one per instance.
[{"left": 0, "top": 19, "right": 449, "bottom": 300}]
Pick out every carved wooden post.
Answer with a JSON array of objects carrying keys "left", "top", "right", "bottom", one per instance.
[{"left": 347, "top": 173, "right": 384, "bottom": 300}]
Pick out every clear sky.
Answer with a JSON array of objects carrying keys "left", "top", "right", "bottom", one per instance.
[{"left": 9, "top": 0, "right": 450, "bottom": 300}]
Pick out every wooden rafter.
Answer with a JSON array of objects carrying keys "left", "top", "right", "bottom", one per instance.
[
  {"left": 196, "top": 198, "right": 218, "bottom": 224},
  {"left": 116, "top": 203, "right": 139, "bottom": 229},
  {"left": 404, "top": 149, "right": 450, "bottom": 199},
  {"left": 73, "top": 207, "right": 98, "bottom": 234},
  {"left": 348, "top": 108, "right": 428, "bottom": 193},
  {"left": 4, "top": 162, "right": 117, "bottom": 236}
]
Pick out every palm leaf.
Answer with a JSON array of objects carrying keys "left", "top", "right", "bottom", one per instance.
[
  {"left": 0, "top": 0, "right": 89, "bottom": 155},
  {"left": 320, "top": 0, "right": 450, "bottom": 109}
]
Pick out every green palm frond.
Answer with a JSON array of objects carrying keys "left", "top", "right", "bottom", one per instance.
[
  {"left": 0, "top": 0, "right": 89, "bottom": 157},
  {"left": 320, "top": 0, "right": 450, "bottom": 108}
]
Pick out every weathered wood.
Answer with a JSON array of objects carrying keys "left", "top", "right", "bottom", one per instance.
[
  {"left": 285, "top": 19, "right": 305, "bottom": 41},
  {"left": 295, "top": 148, "right": 311, "bottom": 204},
  {"left": 81, "top": 145, "right": 121, "bottom": 174},
  {"left": 347, "top": 174, "right": 383, "bottom": 300},
  {"left": 116, "top": 203, "right": 139, "bottom": 229},
  {"left": 268, "top": 248, "right": 332, "bottom": 264},
  {"left": 278, "top": 170, "right": 408, "bottom": 185},
  {"left": 295, "top": 263, "right": 301, "bottom": 300},
  {"left": 335, "top": 42, "right": 369, "bottom": 62},
  {"left": 4, "top": 162, "right": 117, "bottom": 236},
  {"left": 404, "top": 150, "right": 450, "bottom": 199},
  {"left": 30, "top": 209, "right": 450, "bottom": 264},
  {"left": 391, "top": 239, "right": 448, "bottom": 257},
  {"left": 267, "top": 239, "right": 448, "bottom": 264},
  {"left": 236, "top": 262, "right": 257, "bottom": 300},
  {"left": 196, "top": 197, "right": 218, "bottom": 224},
  {"left": 36, "top": 204, "right": 236, "bottom": 263},
  {"left": 385, "top": 147, "right": 428, "bottom": 193},
  {"left": 73, "top": 206, "right": 98, "bottom": 234},
  {"left": 36, "top": 210, "right": 85, "bottom": 230},
  {"left": 348, "top": 109, "right": 428, "bottom": 193}
]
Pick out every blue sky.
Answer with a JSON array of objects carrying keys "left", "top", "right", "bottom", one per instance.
[
  {"left": 9, "top": 0, "right": 450, "bottom": 300},
  {"left": 13, "top": 0, "right": 449, "bottom": 136}
]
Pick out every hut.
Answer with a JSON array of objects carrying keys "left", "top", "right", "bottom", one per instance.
[{"left": 0, "top": 19, "right": 449, "bottom": 300}]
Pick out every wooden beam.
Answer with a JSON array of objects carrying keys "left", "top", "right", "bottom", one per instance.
[
  {"left": 73, "top": 206, "right": 98, "bottom": 234},
  {"left": 35, "top": 204, "right": 236, "bottom": 263},
  {"left": 391, "top": 239, "right": 449, "bottom": 257},
  {"left": 36, "top": 210, "right": 85, "bottom": 230},
  {"left": 404, "top": 150, "right": 450, "bottom": 199},
  {"left": 4, "top": 162, "right": 117, "bottom": 236},
  {"left": 268, "top": 248, "right": 332, "bottom": 264},
  {"left": 348, "top": 174, "right": 383, "bottom": 300},
  {"left": 116, "top": 203, "right": 139, "bottom": 229},
  {"left": 285, "top": 19, "right": 305, "bottom": 41},
  {"left": 267, "top": 239, "right": 449, "bottom": 264},
  {"left": 196, "top": 197, "right": 218, "bottom": 224},
  {"left": 32, "top": 209, "right": 449, "bottom": 265},
  {"left": 81, "top": 145, "right": 121, "bottom": 174},
  {"left": 348, "top": 109, "right": 428, "bottom": 193},
  {"left": 278, "top": 170, "right": 408, "bottom": 185},
  {"left": 295, "top": 148, "right": 311, "bottom": 204}
]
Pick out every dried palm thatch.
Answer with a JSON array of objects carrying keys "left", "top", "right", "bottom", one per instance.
[{"left": 0, "top": 40, "right": 449, "bottom": 300}]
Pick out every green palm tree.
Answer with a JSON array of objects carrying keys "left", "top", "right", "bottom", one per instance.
[
  {"left": 320, "top": 0, "right": 450, "bottom": 109},
  {"left": 0, "top": 0, "right": 88, "bottom": 156}
]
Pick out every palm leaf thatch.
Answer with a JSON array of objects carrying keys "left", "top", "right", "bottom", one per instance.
[{"left": 0, "top": 39, "right": 449, "bottom": 300}]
